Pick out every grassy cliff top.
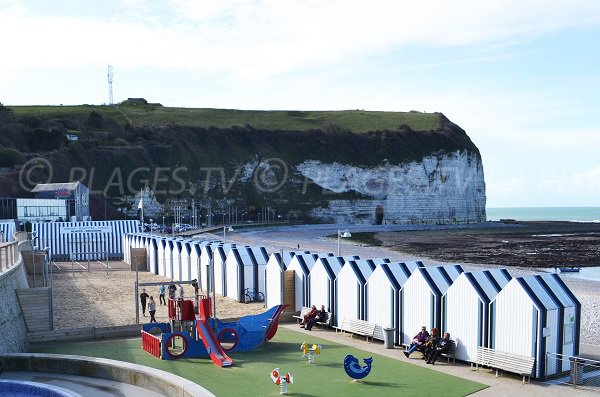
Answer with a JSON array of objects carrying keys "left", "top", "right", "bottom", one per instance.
[{"left": 10, "top": 103, "right": 441, "bottom": 132}]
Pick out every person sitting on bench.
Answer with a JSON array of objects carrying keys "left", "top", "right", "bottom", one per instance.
[
  {"left": 306, "top": 305, "right": 326, "bottom": 331},
  {"left": 422, "top": 327, "right": 440, "bottom": 361},
  {"left": 300, "top": 305, "right": 317, "bottom": 328},
  {"left": 404, "top": 326, "right": 429, "bottom": 358},
  {"left": 427, "top": 332, "right": 451, "bottom": 365}
]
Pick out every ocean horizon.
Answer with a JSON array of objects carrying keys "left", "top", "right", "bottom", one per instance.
[{"left": 486, "top": 207, "right": 600, "bottom": 222}]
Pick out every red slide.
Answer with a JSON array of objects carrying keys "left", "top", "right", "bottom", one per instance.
[{"left": 196, "top": 320, "right": 233, "bottom": 367}]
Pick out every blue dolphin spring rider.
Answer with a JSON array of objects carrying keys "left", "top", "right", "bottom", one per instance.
[{"left": 343, "top": 355, "right": 373, "bottom": 380}]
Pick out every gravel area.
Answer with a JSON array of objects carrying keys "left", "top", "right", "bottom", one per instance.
[{"left": 50, "top": 266, "right": 266, "bottom": 329}]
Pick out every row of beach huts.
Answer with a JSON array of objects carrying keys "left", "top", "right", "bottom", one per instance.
[{"left": 123, "top": 232, "right": 580, "bottom": 380}]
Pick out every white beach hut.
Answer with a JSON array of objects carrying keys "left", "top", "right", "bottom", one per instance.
[
  {"left": 335, "top": 258, "right": 390, "bottom": 325},
  {"left": 148, "top": 237, "right": 159, "bottom": 275},
  {"left": 442, "top": 268, "right": 512, "bottom": 362},
  {"left": 156, "top": 238, "right": 169, "bottom": 277},
  {"left": 224, "top": 245, "right": 269, "bottom": 302},
  {"left": 536, "top": 273, "right": 581, "bottom": 363},
  {"left": 287, "top": 252, "right": 334, "bottom": 312},
  {"left": 264, "top": 250, "right": 309, "bottom": 309},
  {"left": 213, "top": 243, "right": 235, "bottom": 296},
  {"left": 172, "top": 240, "right": 184, "bottom": 281},
  {"left": 401, "top": 264, "right": 464, "bottom": 346},
  {"left": 164, "top": 238, "right": 176, "bottom": 279},
  {"left": 366, "top": 261, "right": 424, "bottom": 344},
  {"left": 180, "top": 240, "right": 194, "bottom": 281},
  {"left": 309, "top": 255, "right": 359, "bottom": 313},
  {"left": 491, "top": 274, "right": 580, "bottom": 379},
  {"left": 189, "top": 241, "right": 204, "bottom": 287},
  {"left": 247, "top": 245, "right": 269, "bottom": 294},
  {"left": 200, "top": 241, "right": 222, "bottom": 292}
]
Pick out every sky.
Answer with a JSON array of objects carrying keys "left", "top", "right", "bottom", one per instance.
[{"left": 1, "top": 0, "right": 599, "bottom": 208}]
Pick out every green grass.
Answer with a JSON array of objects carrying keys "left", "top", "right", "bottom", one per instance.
[
  {"left": 11, "top": 105, "right": 440, "bottom": 132},
  {"left": 346, "top": 232, "right": 383, "bottom": 247},
  {"left": 30, "top": 328, "right": 486, "bottom": 396}
]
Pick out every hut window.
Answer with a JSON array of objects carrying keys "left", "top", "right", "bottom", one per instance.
[{"left": 563, "top": 322, "right": 574, "bottom": 345}]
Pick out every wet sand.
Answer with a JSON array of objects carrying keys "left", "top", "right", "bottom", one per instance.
[{"left": 375, "top": 221, "right": 600, "bottom": 269}]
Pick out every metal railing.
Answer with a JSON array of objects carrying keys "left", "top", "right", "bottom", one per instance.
[{"left": 546, "top": 352, "right": 600, "bottom": 391}]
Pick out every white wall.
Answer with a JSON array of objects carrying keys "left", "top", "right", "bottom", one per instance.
[
  {"left": 444, "top": 275, "right": 482, "bottom": 362},
  {"left": 365, "top": 265, "right": 396, "bottom": 341},
  {"left": 492, "top": 281, "right": 536, "bottom": 357},
  {"left": 402, "top": 271, "right": 435, "bottom": 345}
]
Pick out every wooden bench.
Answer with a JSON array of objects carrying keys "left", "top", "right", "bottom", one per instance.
[
  {"left": 473, "top": 346, "right": 535, "bottom": 383},
  {"left": 292, "top": 307, "right": 332, "bottom": 329},
  {"left": 333, "top": 317, "right": 376, "bottom": 342}
]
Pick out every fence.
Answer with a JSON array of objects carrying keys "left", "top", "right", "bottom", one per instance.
[
  {"left": 142, "top": 330, "right": 162, "bottom": 358},
  {"left": 546, "top": 352, "right": 600, "bottom": 391},
  {"left": 33, "top": 220, "right": 139, "bottom": 261}
]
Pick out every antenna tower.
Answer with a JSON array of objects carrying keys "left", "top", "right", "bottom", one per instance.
[{"left": 107, "top": 65, "right": 114, "bottom": 105}]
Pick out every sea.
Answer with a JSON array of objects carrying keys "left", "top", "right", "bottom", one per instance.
[
  {"left": 486, "top": 207, "right": 600, "bottom": 223},
  {"left": 487, "top": 206, "right": 600, "bottom": 281}
]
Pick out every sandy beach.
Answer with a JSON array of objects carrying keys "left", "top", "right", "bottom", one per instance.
[
  {"left": 49, "top": 265, "right": 267, "bottom": 330},
  {"left": 50, "top": 222, "right": 600, "bottom": 347}
]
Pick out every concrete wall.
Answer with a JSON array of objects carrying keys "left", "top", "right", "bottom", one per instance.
[
  {"left": 0, "top": 353, "right": 214, "bottom": 397},
  {"left": 0, "top": 256, "right": 29, "bottom": 353}
]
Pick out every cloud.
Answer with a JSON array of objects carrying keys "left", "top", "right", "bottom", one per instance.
[{"left": 2, "top": 0, "right": 600, "bottom": 78}]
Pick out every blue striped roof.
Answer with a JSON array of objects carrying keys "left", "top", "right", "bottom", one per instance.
[
  {"left": 458, "top": 269, "right": 511, "bottom": 303},
  {"left": 377, "top": 262, "right": 421, "bottom": 288},
  {"left": 515, "top": 276, "right": 559, "bottom": 311},
  {"left": 535, "top": 273, "right": 579, "bottom": 308},
  {"left": 415, "top": 265, "right": 464, "bottom": 296}
]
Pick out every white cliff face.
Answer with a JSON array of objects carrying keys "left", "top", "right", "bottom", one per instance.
[{"left": 296, "top": 150, "right": 486, "bottom": 225}]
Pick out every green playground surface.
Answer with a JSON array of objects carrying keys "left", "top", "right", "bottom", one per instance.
[{"left": 30, "top": 328, "right": 487, "bottom": 396}]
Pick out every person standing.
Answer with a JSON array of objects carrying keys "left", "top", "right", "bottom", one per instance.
[
  {"left": 168, "top": 283, "right": 177, "bottom": 300},
  {"left": 159, "top": 285, "right": 166, "bottom": 305},
  {"left": 140, "top": 288, "right": 149, "bottom": 317},
  {"left": 148, "top": 296, "right": 157, "bottom": 323}
]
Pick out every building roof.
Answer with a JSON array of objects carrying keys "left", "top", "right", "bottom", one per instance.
[{"left": 32, "top": 182, "right": 80, "bottom": 192}]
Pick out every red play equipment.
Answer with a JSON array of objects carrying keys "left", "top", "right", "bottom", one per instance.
[{"left": 142, "top": 294, "right": 287, "bottom": 368}]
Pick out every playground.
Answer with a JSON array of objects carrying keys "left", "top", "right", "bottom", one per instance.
[{"left": 31, "top": 327, "right": 486, "bottom": 396}]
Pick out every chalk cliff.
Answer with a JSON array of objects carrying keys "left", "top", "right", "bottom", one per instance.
[{"left": 296, "top": 150, "right": 486, "bottom": 224}]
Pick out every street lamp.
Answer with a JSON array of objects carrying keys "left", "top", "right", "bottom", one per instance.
[
  {"left": 337, "top": 229, "right": 352, "bottom": 256},
  {"left": 223, "top": 226, "right": 234, "bottom": 242}
]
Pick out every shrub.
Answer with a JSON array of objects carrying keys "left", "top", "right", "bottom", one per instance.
[{"left": 0, "top": 147, "right": 24, "bottom": 167}]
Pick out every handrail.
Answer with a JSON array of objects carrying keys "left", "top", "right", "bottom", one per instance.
[{"left": 0, "top": 241, "right": 19, "bottom": 272}]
